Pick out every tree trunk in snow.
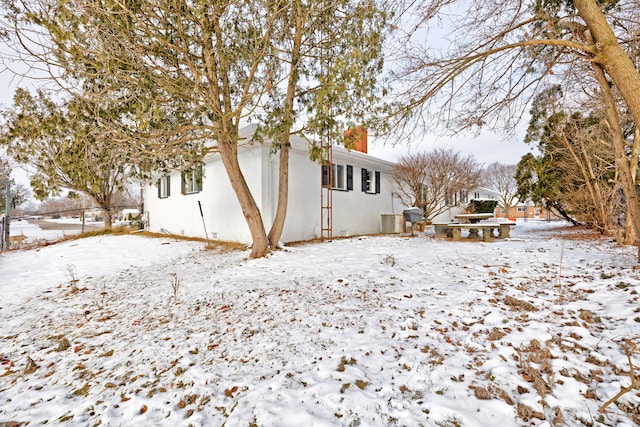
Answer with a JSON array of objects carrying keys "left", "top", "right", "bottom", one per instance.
[
  {"left": 267, "top": 0, "right": 302, "bottom": 249},
  {"left": 626, "top": 128, "right": 640, "bottom": 245},
  {"left": 575, "top": 0, "right": 640, "bottom": 259},
  {"left": 100, "top": 207, "right": 112, "bottom": 230},
  {"left": 592, "top": 63, "right": 640, "bottom": 261},
  {"left": 268, "top": 142, "right": 289, "bottom": 248},
  {"left": 217, "top": 138, "right": 269, "bottom": 258}
]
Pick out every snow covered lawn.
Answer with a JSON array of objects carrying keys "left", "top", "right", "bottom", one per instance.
[
  {"left": 1, "top": 221, "right": 640, "bottom": 426},
  {"left": 9, "top": 220, "right": 79, "bottom": 243},
  {"left": 9, "top": 218, "right": 106, "bottom": 244}
]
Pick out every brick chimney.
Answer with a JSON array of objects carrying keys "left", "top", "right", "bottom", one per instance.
[{"left": 344, "top": 126, "right": 367, "bottom": 154}]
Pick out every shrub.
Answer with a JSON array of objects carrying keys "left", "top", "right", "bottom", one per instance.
[{"left": 468, "top": 199, "right": 498, "bottom": 213}]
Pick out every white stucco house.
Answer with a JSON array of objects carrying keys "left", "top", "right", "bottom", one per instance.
[
  {"left": 142, "top": 125, "right": 405, "bottom": 243},
  {"left": 431, "top": 186, "right": 501, "bottom": 223}
]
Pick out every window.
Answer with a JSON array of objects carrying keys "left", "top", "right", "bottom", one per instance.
[
  {"left": 445, "top": 191, "right": 470, "bottom": 206},
  {"left": 322, "top": 163, "right": 353, "bottom": 191},
  {"left": 157, "top": 176, "right": 171, "bottom": 199},
  {"left": 459, "top": 191, "right": 468, "bottom": 204},
  {"left": 181, "top": 163, "right": 203, "bottom": 194},
  {"left": 473, "top": 192, "right": 480, "bottom": 199},
  {"left": 419, "top": 184, "right": 429, "bottom": 205},
  {"left": 361, "top": 168, "right": 380, "bottom": 194},
  {"left": 333, "top": 164, "right": 346, "bottom": 190},
  {"left": 517, "top": 206, "right": 526, "bottom": 212},
  {"left": 445, "top": 193, "right": 453, "bottom": 206}
]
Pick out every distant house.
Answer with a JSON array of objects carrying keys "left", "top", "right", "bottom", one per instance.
[
  {"left": 495, "top": 202, "right": 551, "bottom": 220},
  {"left": 143, "top": 125, "right": 405, "bottom": 243},
  {"left": 431, "top": 185, "right": 552, "bottom": 222},
  {"left": 118, "top": 208, "right": 140, "bottom": 222},
  {"left": 83, "top": 208, "right": 103, "bottom": 222},
  {"left": 431, "top": 186, "right": 500, "bottom": 223}
]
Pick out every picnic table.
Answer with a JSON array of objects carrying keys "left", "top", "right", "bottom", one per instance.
[
  {"left": 448, "top": 222, "right": 515, "bottom": 241},
  {"left": 450, "top": 213, "right": 497, "bottom": 239},
  {"left": 434, "top": 218, "right": 516, "bottom": 241},
  {"left": 454, "top": 213, "right": 495, "bottom": 224}
]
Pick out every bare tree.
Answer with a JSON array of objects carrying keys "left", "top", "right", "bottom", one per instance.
[
  {"left": 389, "top": 1, "right": 640, "bottom": 133},
  {"left": 391, "top": 152, "right": 429, "bottom": 213},
  {"left": 388, "top": 0, "right": 640, "bottom": 250},
  {"left": 0, "top": 156, "right": 30, "bottom": 209},
  {"left": 9, "top": 182, "right": 30, "bottom": 208},
  {"left": 518, "top": 86, "right": 623, "bottom": 232},
  {"left": 544, "top": 113, "right": 618, "bottom": 232},
  {"left": 482, "top": 163, "right": 519, "bottom": 216},
  {"left": 392, "top": 148, "right": 481, "bottom": 222},
  {"left": 0, "top": 157, "right": 11, "bottom": 182}
]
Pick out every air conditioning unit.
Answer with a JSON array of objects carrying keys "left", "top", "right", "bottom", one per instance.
[{"left": 381, "top": 214, "right": 403, "bottom": 234}]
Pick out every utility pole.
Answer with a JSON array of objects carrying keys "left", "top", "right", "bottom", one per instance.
[
  {"left": 81, "top": 193, "right": 85, "bottom": 233},
  {"left": 4, "top": 181, "right": 11, "bottom": 250}
]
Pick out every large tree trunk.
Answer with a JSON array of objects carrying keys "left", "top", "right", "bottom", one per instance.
[
  {"left": 575, "top": 0, "right": 640, "bottom": 126},
  {"left": 93, "top": 194, "right": 113, "bottom": 230},
  {"left": 267, "top": 0, "right": 302, "bottom": 248},
  {"left": 99, "top": 206, "right": 112, "bottom": 230},
  {"left": 217, "top": 138, "right": 269, "bottom": 258},
  {"left": 577, "top": 0, "right": 640, "bottom": 259},
  {"left": 625, "top": 128, "right": 640, "bottom": 245},
  {"left": 592, "top": 63, "right": 640, "bottom": 261},
  {"left": 202, "top": 10, "right": 269, "bottom": 257},
  {"left": 268, "top": 143, "right": 289, "bottom": 247}
]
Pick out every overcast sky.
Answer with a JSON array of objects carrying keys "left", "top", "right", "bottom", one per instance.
[{"left": 368, "top": 128, "right": 535, "bottom": 167}]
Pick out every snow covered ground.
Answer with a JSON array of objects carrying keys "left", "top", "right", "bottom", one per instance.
[
  {"left": 1, "top": 220, "right": 640, "bottom": 426},
  {"left": 9, "top": 220, "right": 78, "bottom": 242},
  {"left": 9, "top": 218, "right": 106, "bottom": 243}
]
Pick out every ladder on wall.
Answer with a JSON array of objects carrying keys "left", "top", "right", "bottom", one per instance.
[{"left": 320, "top": 141, "right": 332, "bottom": 240}]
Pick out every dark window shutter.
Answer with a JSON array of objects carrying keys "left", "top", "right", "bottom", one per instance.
[
  {"left": 361, "top": 168, "right": 368, "bottom": 192},
  {"left": 181, "top": 171, "right": 187, "bottom": 195},
  {"left": 347, "top": 165, "right": 353, "bottom": 191},
  {"left": 166, "top": 176, "right": 171, "bottom": 197},
  {"left": 375, "top": 171, "right": 380, "bottom": 194},
  {"left": 322, "top": 164, "right": 329, "bottom": 187},
  {"left": 157, "top": 179, "right": 161, "bottom": 198}
]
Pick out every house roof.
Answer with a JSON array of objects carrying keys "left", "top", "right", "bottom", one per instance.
[
  {"left": 469, "top": 186, "right": 501, "bottom": 198},
  {"left": 239, "top": 124, "right": 397, "bottom": 171}
]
